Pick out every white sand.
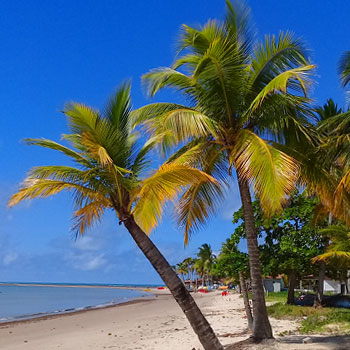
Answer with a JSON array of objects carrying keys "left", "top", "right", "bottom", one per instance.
[{"left": 0, "top": 289, "right": 348, "bottom": 350}]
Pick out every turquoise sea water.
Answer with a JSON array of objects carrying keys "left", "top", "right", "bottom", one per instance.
[{"left": 0, "top": 283, "right": 152, "bottom": 322}]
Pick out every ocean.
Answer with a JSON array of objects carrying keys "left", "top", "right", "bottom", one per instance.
[{"left": 0, "top": 283, "right": 153, "bottom": 323}]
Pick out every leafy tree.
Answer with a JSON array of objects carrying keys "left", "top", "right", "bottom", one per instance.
[
  {"left": 259, "top": 194, "right": 324, "bottom": 304},
  {"left": 233, "top": 193, "right": 324, "bottom": 304},
  {"left": 8, "top": 84, "right": 223, "bottom": 350},
  {"left": 214, "top": 233, "right": 253, "bottom": 329},
  {"left": 134, "top": 0, "right": 315, "bottom": 340}
]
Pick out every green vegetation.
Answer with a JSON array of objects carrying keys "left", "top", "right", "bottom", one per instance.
[
  {"left": 268, "top": 303, "right": 350, "bottom": 334},
  {"left": 233, "top": 192, "right": 326, "bottom": 304},
  {"left": 265, "top": 292, "right": 292, "bottom": 303},
  {"left": 245, "top": 291, "right": 296, "bottom": 303}
]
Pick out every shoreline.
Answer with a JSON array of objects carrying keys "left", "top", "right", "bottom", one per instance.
[
  {"left": 1, "top": 291, "right": 348, "bottom": 349},
  {"left": 0, "top": 296, "right": 155, "bottom": 328},
  {"left": 0, "top": 284, "right": 170, "bottom": 326},
  {"left": 0, "top": 282, "right": 163, "bottom": 290}
]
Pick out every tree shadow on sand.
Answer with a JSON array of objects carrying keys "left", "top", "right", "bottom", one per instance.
[{"left": 225, "top": 335, "right": 350, "bottom": 350}]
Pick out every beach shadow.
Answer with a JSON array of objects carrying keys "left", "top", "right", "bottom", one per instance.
[{"left": 225, "top": 335, "right": 350, "bottom": 350}]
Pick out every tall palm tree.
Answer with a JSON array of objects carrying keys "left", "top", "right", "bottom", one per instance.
[
  {"left": 133, "top": 0, "right": 315, "bottom": 339},
  {"left": 8, "top": 83, "right": 224, "bottom": 350}
]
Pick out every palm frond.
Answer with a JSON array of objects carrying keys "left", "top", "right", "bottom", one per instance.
[
  {"left": 312, "top": 251, "right": 350, "bottom": 263},
  {"left": 339, "top": 51, "right": 350, "bottom": 88},
  {"left": 225, "top": 0, "right": 255, "bottom": 58},
  {"left": 28, "top": 165, "right": 91, "bottom": 183},
  {"left": 142, "top": 68, "right": 194, "bottom": 97},
  {"left": 176, "top": 181, "right": 224, "bottom": 245},
  {"left": 131, "top": 164, "right": 217, "bottom": 234},
  {"left": 73, "top": 200, "right": 110, "bottom": 235},
  {"left": 231, "top": 130, "right": 299, "bottom": 215},
  {"left": 249, "top": 32, "right": 308, "bottom": 95},
  {"left": 104, "top": 81, "right": 132, "bottom": 135},
  {"left": 24, "top": 138, "right": 91, "bottom": 167},
  {"left": 8, "top": 179, "right": 100, "bottom": 207},
  {"left": 132, "top": 103, "right": 216, "bottom": 145},
  {"left": 248, "top": 65, "right": 315, "bottom": 114},
  {"left": 177, "top": 21, "right": 222, "bottom": 54}
]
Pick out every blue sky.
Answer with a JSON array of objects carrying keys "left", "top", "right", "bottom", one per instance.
[{"left": 1, "top": 1, "right": 349, "bottom": 284}]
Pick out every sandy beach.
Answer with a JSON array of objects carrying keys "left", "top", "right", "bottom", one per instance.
[{"left": 1, "top": 289, "right": 349, "bottom": 350}]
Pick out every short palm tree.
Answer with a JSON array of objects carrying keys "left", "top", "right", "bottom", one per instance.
[
  {"left": 176, "top": 261, "right": 188, "bottom": 282},
  {"left": 8, "top": 83, "right": 223, "bottom": 350},
  {"left": 182, "top": 257, "right": 196, "bottom": 286},
  {"left": 134, "top": 0, "right": 315, "bottom": 339},
  {"left": 313, "top": 225, "right": 350, "bottom": 263},
  {"left": 197, "top": 243, "right": 216, "bottom": 285}
]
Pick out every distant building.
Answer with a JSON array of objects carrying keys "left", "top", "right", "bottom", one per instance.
[
  {"left": 263, "top": 276, "right": 283, "bottom": 293},
  {"left": 299, "top": 275, "right": 348, "bottom": 294}
]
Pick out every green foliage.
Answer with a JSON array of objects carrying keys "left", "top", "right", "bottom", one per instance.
[
  {"left": 339, "top": 51, "right": 350, "bottom": 89},
  {"left": 313, "top": 226, "right": 350, "bottom": 278},
  {"left": 195, "top": 244, "right": 216, "bottom": 279},
  {"left": 135, "top": 0, "right": 317, "bottom": 241},
  {"left": 232, "top": 192, "right": 325, "bottom": 278},
  {"left": 213, "top": 233, "right": 249, "bottom": 282},
  {"left": 264, "top": 291, "right": 293, "bottom": 302},
  {"left": 260, "top": 193, "right": 325, "bottom": 278},
  {"left": 9, "top": 83, "right": 217, "bottom": 239},
  {"left": 267, "top": 303, "right": 350, "bottom": 334}
]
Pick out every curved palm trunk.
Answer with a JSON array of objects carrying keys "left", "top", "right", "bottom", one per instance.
[
  {"left": 237, "top": 176, "right": 273, "bottom": 340},
  {"left": 123, "top": 216, "right": 223, "bottom": 350},
  {"left": 239, "top": 271, "right": 253, "bottom": 330}
]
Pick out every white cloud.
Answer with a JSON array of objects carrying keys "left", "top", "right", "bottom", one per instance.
[
  {"left": 74, "top": 236, "right": 101, "bottom": 251},
  {"left": 65, "top": 251, "right": 107, "bottom": 271},
  {"left": 83, "top": 254, "right": 107, "bottom": 271},
  {"left": 3, "top": 252, "right": 18, "bottom": 266}
]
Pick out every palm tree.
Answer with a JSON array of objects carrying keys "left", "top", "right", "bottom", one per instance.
[
  {"left": 197, "top": 243, "right": 216, "bottom": 286},
  {"left": 176, "top": 261, "right": 188, "bottom": 282},
  {"left": 8, "top": 83, "right": 224, "bottom": 350},
  {"left": 134, "top": 0, "right": 315, "bottom": 339},
  {"left": 313, "top": 225, "right": 350, "bottom": 263},
  {"left": 214, "top": 235, "right": 253, "bottom": 330},
  {"left": 183, "top": 257, "right": 196, "bottom": 287},
  {"left": 312, "top": 99, "right": 343, "bottom": 304}
]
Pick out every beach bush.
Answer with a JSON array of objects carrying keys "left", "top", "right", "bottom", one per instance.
[{"left": 267, "top": 302, "right": 350, "bottom": 334}]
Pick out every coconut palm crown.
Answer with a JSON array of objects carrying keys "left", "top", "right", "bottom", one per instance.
[
  {"left": 9, "top": 82, "right": 216, "bottom": 234},
  {"left": 8, "top": 82, "right": 224, "bottom": 350},
  {"left": 134, "top": 1, "right": 316, "bottom": 241},
  {"left": 133, "top": 0, "right": 316, "bottom": 340}
]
